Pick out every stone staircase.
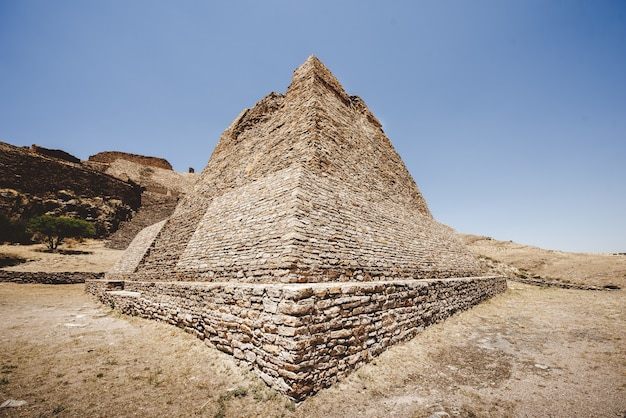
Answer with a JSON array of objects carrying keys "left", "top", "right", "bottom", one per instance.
[{"left": 106, "top": 192, "right": 178, "bottom": 249}]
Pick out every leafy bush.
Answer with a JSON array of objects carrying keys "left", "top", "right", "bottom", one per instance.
[{"left": 26, "top": 215, "right": 95, "bottom": 250}]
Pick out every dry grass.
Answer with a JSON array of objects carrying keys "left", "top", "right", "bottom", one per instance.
[
  {"left": 1, "top": 238, "right": 625, "bottom": 416},
  {"left": 1, "top": 282, "right": 624, "bottom": 417},
  {"left": 0, "top": 283, "right": 293, "bottom": 418},
  {"left": 461, "top": 234, "right": 626, "bottom": 289},
  {"left": 0, "top": 240, "right": 122, "bottom": 273}
]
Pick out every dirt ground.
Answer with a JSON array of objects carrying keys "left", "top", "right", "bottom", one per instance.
[
  {"left": 461, "top": 234, "right": 626, "bottom": 289},
  {"left": 0, "top": 241, "right": 122, "bottom": 273},
  {"left": 1, "top": 239, "right": 625, "bottom": 417},
  {"left": 1, "top": 281, "right": 624, "bottom": 418}
]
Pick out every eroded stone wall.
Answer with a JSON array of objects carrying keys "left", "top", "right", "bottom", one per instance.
[
  {"left": 1, "top": 271, "right": 103, "bottom": 284},
  {"left": 88, "top": 151, "right": 173, "bottom": 170},
  {"left": 86, "top": 276, "right": 507, "bottom": 400},
  {"left": 116, "top": 164, "right": 480, "bottom": 283},
  {"left": 106, "top": 193, "right": 178, "bottom": 250}
]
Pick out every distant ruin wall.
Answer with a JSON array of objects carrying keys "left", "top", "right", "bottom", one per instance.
[
  {"left": 509, "top": 276, "right": 619, "bottom": 291},
  {"left": 88, "top": 151, "right": 173, "bottom": 170},
  {"left": 86, "top": 276, "right": 507, "bottom": 400},
  {"left": 1, "top": 271, "right": 104, "bottom": 284}
]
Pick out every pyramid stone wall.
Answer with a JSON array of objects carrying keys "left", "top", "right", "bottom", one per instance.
[
  {"left": 106, "top": 192, "right": 179, "bottom": 250},
  {"left": 108, "top": 56, "right": 481, "bottom": 283},
  {"left": 88, "top": 56, "right": 506, "bottom": 399},
  {"left": 169, "top": 165, "right": 478, "bottom": 283},
  {"left": 108, "top": 219, "right": 166, "bottom": 275}
]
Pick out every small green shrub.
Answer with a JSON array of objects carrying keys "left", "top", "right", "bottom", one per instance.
[{"left": 26, "top": 215, "right": 94, "bottom": 250}]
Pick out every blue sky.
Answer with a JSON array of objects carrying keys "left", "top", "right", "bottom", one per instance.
[{"left": 1, "top": 1, "right": 625, "bottom": 253}]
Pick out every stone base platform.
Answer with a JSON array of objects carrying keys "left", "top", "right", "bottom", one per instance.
[{"left": 85, "top": 276, "right": 507, "bottom": 400}]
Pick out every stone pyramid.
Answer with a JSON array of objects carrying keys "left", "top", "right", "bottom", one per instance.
[
  {"left": 109, "top": 55, "right": 482, "bottom": 282},
  {"left": 89, "top": 56, "right": 505, "bottom": 400}
]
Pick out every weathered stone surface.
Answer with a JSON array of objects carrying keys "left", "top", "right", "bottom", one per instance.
[
  {"left": 105, "top": 192, "right": 179, "bottom": 250},
  {"left": 86, "top": 276, "right": 507, "bottom": 400},
  {"left": 88, "top": 56, "right": 507, "bottom": 399},
  {"left": 110, "top": 56, "right": 482, "bottom": 283},
  {"left": 1, "top": 271, "right": 103, "bottom": 284},
  {"left": 88, "top": 151, "right": 174, "bottom": 170},
  {"left": 85, "top": 152, "right": 199, "bottom": 249}
]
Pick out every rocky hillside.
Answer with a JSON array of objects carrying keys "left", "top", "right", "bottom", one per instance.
[
  {"left": 85, "top": 157, "right": 198, "bottom": 197},
  {"left": 0, "top": 142, "right": 142, "bottom": 236},
  {"left": 0, "top": 141, "right": 200, "bottom": 245},
  {"left": 84, "top": 151, "right": 199, "bottom": 249}
]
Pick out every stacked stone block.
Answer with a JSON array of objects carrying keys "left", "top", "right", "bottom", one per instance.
[
  {"left": 1, "top": 271, "right": 103, "bottom": 284},
  {"left": 87, "top": 56, "right": 506, "bottom": 399},
  {"left": 109, "top": 56, "right": 482, "bottom": 283},
  {"left": 106, "top": 192, "right": 179, "bottom": 250},
  {"left": 87, "top": 276, "right": 506, "bottom": 400}
]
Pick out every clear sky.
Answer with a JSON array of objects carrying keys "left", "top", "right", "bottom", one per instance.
[{"left": 1, "top": 1, "right": 625, "bottom": 253}]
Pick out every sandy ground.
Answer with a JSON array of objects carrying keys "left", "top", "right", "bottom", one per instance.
[
  {"left": 0, "top": 240, "right": 122, "bottom": 273},
  {"left": 1, "top": 239, "right": 625, "bottom": 417},
  {"left": 0, "top": 282, "right": 624, "bottom": 417}
]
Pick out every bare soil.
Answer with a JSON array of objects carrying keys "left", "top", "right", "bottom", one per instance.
[
  {"left": 461, "top": 234, "right": 626, "bottom": 289},
  {"left": 0, "top": 240, "right": 122, "bottom": 273},
  {"left": 1, "top": 239, "right": 625, "bottom": 417}
]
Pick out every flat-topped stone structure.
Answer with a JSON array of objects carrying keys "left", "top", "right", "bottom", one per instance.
[
  {"left": 107, "top": 56, "right": 482, "bottom": 283},
  {"left": 87, "top": 56, "right": 506, "bottom": 400}
]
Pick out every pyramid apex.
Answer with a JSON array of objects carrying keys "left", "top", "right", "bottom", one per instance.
[
  {"left": 289, "top": 55, "right": 349, "bottom": 102},
  {"left": 305, "top": 54, "right": 319, "bottom": 62},
  {"left": 292, "top": 55, "right": 331, "bottom": 78},
  {"left": 301, "top": 54, "right": 323, "bottom": 67}
]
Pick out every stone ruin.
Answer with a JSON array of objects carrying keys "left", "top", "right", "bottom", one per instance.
[
  {"left": 88, "top": 151, "right": 174, "bottom": 170},
  {"left": 86, "top": 56, "right": 506, "bottom": 400}
]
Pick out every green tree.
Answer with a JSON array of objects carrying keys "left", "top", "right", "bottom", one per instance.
[{"left": 27, "top": 215, "right": 95, "bottom": 250}]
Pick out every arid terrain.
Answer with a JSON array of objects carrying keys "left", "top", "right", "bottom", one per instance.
[
  {"left": 461, "top": 234, "right": 626, "bottom": 290},
  {"left": 1, "top": 238, "right": 625, "bottom": 417},
  {"left": 0, "top": 240, "right": 122, "bottom": 273}
]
